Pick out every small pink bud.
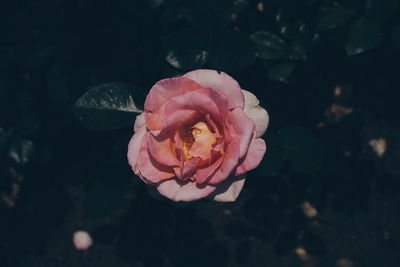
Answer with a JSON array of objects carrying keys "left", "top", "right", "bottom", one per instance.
[{"left": 73, "top": 231, "right": 93, "bottom": 250}]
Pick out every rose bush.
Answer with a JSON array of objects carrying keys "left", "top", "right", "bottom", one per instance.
[{"left": 128, "top": 69, "right": 269, "bottom": 202}]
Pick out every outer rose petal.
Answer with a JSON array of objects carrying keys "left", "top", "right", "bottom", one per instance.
[
  {"left": 242, "top": 89, "right": 269, "bottom": 138},
  {"left": 184, "top": 69, "right": 244, "bottom": 109},
  {"left": 144, "top": 76, "right": 203, "bottom": 113},
  {"left": 163, "top": 87, "right": 228, "bottom": 123},
  {"left": 235, "top": 137, "right": 266, "bottom": 176},
  {"left": 137, "top": 139, "right": 175, "bottom": 184},
  {"left": 127, "top": 114, "right": 147, "bottom": 175},
  {"left": 208, "top": 139, "right": 240, "bottom": 185},
  {"left": 134, "top": 113, "right": 146, "bottom": 132},
  {"left": 195, "top": 156, "right": 223, "bottom": 184},
  {"left": 228, "top": 107, "right": 255, "bottom": 158},
  {"left": 211, "top": 175, "right": 246, "bottom": 202},
  {"left": 146, "top": 133, "right": 180, "bottom": 167},
  {"left": 156, "top": 179, "right": 217, "bottom": 201}
]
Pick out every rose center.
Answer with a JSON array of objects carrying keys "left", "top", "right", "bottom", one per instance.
[{"left": 180, "top": 121, "right": 217, "bottom": 161}]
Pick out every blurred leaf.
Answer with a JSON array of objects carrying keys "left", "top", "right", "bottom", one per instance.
[
  {"left": 13, "top": 113, "right": 40, "bottom": 137},
  {"left": 366, "top": 0, "right": 399, "bottom": 21},
  {"left": 279, "top": 127, "right": 322, "bottom": 174},
  {"left": 392, "top": 31, "right": 400, "bottom": 49},
  {"left": 85, "top": 179, "right": 129, "bottom": 219},
  {"left": 288, "top": 43, "right": 307, "bottom": 61},
  {"left": 164, "top": 30, "right": 209, "bottom": 71},
  {"left": 148, "top": 0, "right": 165, "bottom": 9},
  {"left": 269, "top": 62, "right": 296, "bottom": 83},
  {"left": 315, "top": 6, "right": 353, "bottom": 32},
  {"left": 22, "top": 47, "right": 53, "bottom": 69},
  {"left": 160, "top": 6, "right": 185, "bottom": 28},
  {"left": 279, "top": 20, "right": 309, "bottom": 41},
  {"left": 47, "top": 65, "right": 70, "bottom": 105},
  {"left": 209, "top": 30, "right": 256, "bottom": 72},
  {"left": 345, "top": 19, "right": 383, "bottom": 56},
  {"left": 256, "top": 127, "right": 322, "bottom": 176},
  {"left": 187, "top": 0, "right": 233, "bottom": 30},
  {"left": 8, "top": 139, "right": 35, "bottom": 166},
  {"left": 166, "top": 50, "right": 209, "bottom": 70},
  {"left": 256, "top": 133, "right": 286, "bottom": 177},
  {"left": 251, "top": 31, "right": 288, "bottom": 60},
  {"left": 74, "top": 83, "right": 144, "bottom": 131},
  {"left": 233, "top": 0, "right": 248, "bottom": 13},
  {"left": 275, "top": 8, "right": 283, "bottom": 23}
]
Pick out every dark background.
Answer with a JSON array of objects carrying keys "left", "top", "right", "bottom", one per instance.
[{"left": 1, "top": 0, "right": 400, "bottom": 266}]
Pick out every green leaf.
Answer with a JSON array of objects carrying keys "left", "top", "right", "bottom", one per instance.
[
  {"left": 366, "top": 0, "right": 399, "bottom": 21},
  {"left": 316, "top": 6, "right": 353, "bottom": 32},
  {"left": 74, "top": 83, "right": 144, "bottom": 131},
  {"left": 209, "top": 30, "right": 256, "bottom": 72},
  {"left": 251, "top": 31, "right": 288, "bottom": 60},
  {"left": 269, "top": 62, "right": 296, "bottom": 83},
  {"left": 166, "top": 50, "right": 209, "bottom": 71},
  {"left": 164, "top": 30, "right": 209, "bottom": 71},
  {"left": 345, "top": 19, "right": 383, "bottom": 56},
  {"left": 85, "top": 179, "right": 129, "bottom": 219}
]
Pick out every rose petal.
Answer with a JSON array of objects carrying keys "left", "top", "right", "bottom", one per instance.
[
  {"left": 137, "top": 140, "right": 175, "bottom": 184},
  {"left": 146, "top": 133, "right": 180, "bottom": 167},
  {"left": 151, "top": 109, "right": 200, "bottom": 139},
  {"left": 134, "top": 113, "right": 146, "bottom": 132},
  {"left": 189, "top": 122, "right": 218, "bottom": 160},
  {"left": 127, "top": 114, "right": 147, "bottom": 175},
  {"left": 211, "top": 175, "right": 246, "bottom": 202},
  {"left": 164, "top": 87, "right": 228, "bottom": 122},
  {"left": 195, "top": 156, "right": 224, "bottom": 184},
  {"left": 208, "top": 139, "right": 240, "bottom": 184},
  {"left": 174, "top": 157, "right": 201, "bottom": 180},
  {"left": 228, "top": 107, "right": 255, "bottom": 158},
  {"left": 235, "top": 137, "right": 266, "bottom": 176},
  {"left": 184, "top": 69, "right": 245, "bottom": 109},
  {"left": 156, "top": 179, "right": 217, "bottom": 201},
  {"left": 144, "top": 76, "right": 203, "bottom": 113},
  {"left": 242, "top": 89, "right": 269, "bottom": 138}
]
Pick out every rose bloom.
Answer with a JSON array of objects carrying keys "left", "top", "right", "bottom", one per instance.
[
  {"left": 73, "top": 231, "right": 93, "bottom": 250},
  {"left": 128, "top": 69, "right": 269, "bottom": 202}
]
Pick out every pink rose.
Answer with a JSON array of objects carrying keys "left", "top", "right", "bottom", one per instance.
[
  {"left": 73, "top": 231, "right": 93, "bottom": 250},
  {"left": 127, "top": 69, "right": 269, "bottom": 202}
]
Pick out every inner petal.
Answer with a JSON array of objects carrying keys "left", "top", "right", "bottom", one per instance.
[{"left": 189, "top": 121, "right": 217, "bottom": 160}]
